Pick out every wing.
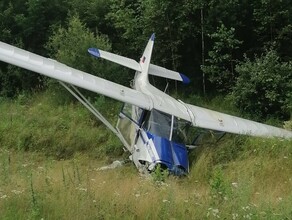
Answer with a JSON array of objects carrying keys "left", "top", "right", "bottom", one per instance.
[
  {"left": 185, "top": 103, "right": 292, "bottom": 139},
  {"left": 138, "top": 83, "right": 292, "bottom": 139},
  {"left": 0, "top": 42, "right": 152, "bottom": 110}
]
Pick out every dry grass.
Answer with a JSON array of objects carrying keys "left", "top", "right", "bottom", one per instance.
[{"left": 1, "top": 145, "right": 292, "bottom": 219}]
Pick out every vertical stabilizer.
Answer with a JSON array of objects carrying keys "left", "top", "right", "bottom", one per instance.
[{"left": 138, "top": 33, "right": 155, "bottom": 82}]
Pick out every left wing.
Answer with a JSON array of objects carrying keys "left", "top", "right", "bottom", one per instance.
[{"left": 0, "top": 42, "right": 152, "bottom": 110}]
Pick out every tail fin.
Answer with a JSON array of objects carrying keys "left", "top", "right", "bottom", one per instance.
[{"left": 139, "top": 33, "right": 155, "bottom": 81}]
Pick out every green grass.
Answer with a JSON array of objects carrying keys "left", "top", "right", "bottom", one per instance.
[
  {"left": 0, "top": 91, "right": 292, "bottom": 219},
  {"left": 0, "top": 91, "right": 123, "bottom": 160}
]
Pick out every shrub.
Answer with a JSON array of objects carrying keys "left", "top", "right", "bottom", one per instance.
[{"left": 231, "top": 50, "right": 292, "bottom": 120}]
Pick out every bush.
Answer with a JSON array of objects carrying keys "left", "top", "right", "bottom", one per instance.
[{"left": 231, "top": 50, "right": 292, "bottom": 120}]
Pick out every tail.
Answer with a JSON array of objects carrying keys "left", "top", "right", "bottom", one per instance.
[
  {"left": 138, "top": 33, "right": 155, "bottom": 82},
  {"left": 88, "top": 33, "right": 190, "bottom": 84}
]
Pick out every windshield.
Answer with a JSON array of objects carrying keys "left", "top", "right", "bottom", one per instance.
[
  {"left": 142, "top": 109, "right": 191, "bottom": 143},
  {"left": 143, "top": 110, "right": 172, "bottom": 139}
]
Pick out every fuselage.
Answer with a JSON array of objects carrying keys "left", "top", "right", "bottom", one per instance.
[{"left": 120, "top": 71, "right": 190, "bottom": 175}]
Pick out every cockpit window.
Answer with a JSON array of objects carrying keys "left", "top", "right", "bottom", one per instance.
[
  {"left": 143, "top": 110, "right": 172, "bottom": 139},
  {"left": 172, "top": 118, "right": 190, "bottom": 143}
]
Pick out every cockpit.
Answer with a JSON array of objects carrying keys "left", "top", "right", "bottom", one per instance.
[{"left": 142, "top": 109, "right": 190, "bottom": 144}]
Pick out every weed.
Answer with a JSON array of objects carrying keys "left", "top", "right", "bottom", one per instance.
[
  {"left": 209, "top": 166, "right": 231, "bottom": 203},
  {"left": 151, "top": 164, "right": 169, "bottom": 183},
  {"left": 29, "top": 173, "right": 41, "bottom": 219}
]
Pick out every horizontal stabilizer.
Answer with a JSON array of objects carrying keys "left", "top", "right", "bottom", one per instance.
[
  {"left": 149, "top": 64, "right": 190, "bottom": 84},
  {"left": 88, "top": 48, "right": 141, "bottom": 72},
  {"left": 88, "top": 48, "right": 190, "bottom": 83}
]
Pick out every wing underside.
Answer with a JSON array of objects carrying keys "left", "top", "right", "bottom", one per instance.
[
  {"left": 0, "top": 42, "right": 152, "bottom": 110},
  {"left": 185, "top": 103, "right": 292, "bottom": 139}
]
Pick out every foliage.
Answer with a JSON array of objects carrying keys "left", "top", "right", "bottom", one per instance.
[
  {"left": 45, "top": 14, "right": 131, "bottom": 100},
  {"left": 231, "top": 50, "right": 292, "bottom": 119},
  {"left": 151, "top": 163, "right": 169, "bottom": 183},
  {"left": 1, "top": 133, "right": 292, "bottom": 219},
  {"left": 0, "top": 91, "right": 122, "bottom": 159},
  {"left": 252, "top": 0, "right": 292, "bottom": 59},
  {"left": 284, "top": 120, "right": 292, "bottom": 131},
  {"left": 1, "top": 0, "right": 292, "bottom": 101},
  {"left": 202, "top": 23, "right": 242, "bottom": 92},
  {"left": 46, "top": 15, "right": 111, "bottom": 77}
]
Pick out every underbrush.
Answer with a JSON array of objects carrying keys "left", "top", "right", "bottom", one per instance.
[
  {"left": 0, "top": 91, "right": 123, "bottom": 160},
  {"left": 0, "top": 91, "right": 292, "bottom": 219}
]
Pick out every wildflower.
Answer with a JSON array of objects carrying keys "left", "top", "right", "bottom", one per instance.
[
  {"left": 232, "top": 213, "right": 238, "bottom": 219},
  {"left": 11, "top": 189, "right": 23, "bottom": 195},
  {"left": 76, "top": 186, "right": 87, "bottom": 192},
  {"left": 0, "top": 195, "right": 8, "bottom": 199},
  {"left": 207, "top": 208, "right": 220, "bottom": 218}
]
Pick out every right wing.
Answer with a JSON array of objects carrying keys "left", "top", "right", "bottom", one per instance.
[
  {"left": 185, "top": 103, "right": 292, "bottom": 139},
  {"left": 0, "top": 42, "right": 152, "bottom": 110},
  {"left": 138, "top": 82, "right": 292, "bottom": 139}
]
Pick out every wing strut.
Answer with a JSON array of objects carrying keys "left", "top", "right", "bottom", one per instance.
[{"left": 59, "top": 81, "right": 131, "bottom": 151}]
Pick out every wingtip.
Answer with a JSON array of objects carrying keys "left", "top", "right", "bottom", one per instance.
[
  {"left": 88, "top": 48, "right": 100, "bottom": 57},
  {"left": 179, "top": 73, "right": 191, "bottom": 84},
  {"left": 150, "top": 33, "right": 155, "bottom": 41}
]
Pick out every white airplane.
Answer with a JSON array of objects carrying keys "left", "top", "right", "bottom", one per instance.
[{"left": 0, "top": 34, "right": 292, "bottom": 175}]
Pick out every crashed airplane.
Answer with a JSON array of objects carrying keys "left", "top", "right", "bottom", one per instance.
[{"left": 0, "top": 34, "right": 291, "bottom": 175}]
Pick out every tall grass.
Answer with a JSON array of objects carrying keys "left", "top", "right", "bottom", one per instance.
[
  {"left": 0, "top": 91, "right": 123, "bottom": 159},
  {"left": 0, "top": 91, "right": 292, "bottom": 219}
]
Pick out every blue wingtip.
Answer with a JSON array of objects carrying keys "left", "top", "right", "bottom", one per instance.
[
  {"left": 88, "top": 48, "right": 100, "bottom": 58},
  {"left": 179, "top": 73, "right": 191, "bottom": 84},
  {"left": 150, "top": 33, "right": 155, "bottom": 41}
]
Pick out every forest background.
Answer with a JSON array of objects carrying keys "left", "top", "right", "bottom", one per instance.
[
  {"left": 0, "top": 0, "right": 291, "bottom": 121},
  {"left": 1, "top": 1, "right": 292, "bottom": 219}
]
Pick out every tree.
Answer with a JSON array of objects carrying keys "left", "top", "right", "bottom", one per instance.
[
  {"left": 252, "top": 0, "right": 292, "bottom": 60},
  {"left": 231, "top": 50, "right": 292, "bottom": 120},
  {"left": 202, "top": 24, "right": 242, "bottom": 92},
  {"left": 46, "top": 15, "right": 128, "bottom": 85}
]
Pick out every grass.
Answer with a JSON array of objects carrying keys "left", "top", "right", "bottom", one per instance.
[{"left": 0, "top": 91, "right": 292, "bottom": 219}]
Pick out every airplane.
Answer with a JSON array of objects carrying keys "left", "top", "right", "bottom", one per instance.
[{"left": 0, "top": 33, "right": 292, "bottom": 176}]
